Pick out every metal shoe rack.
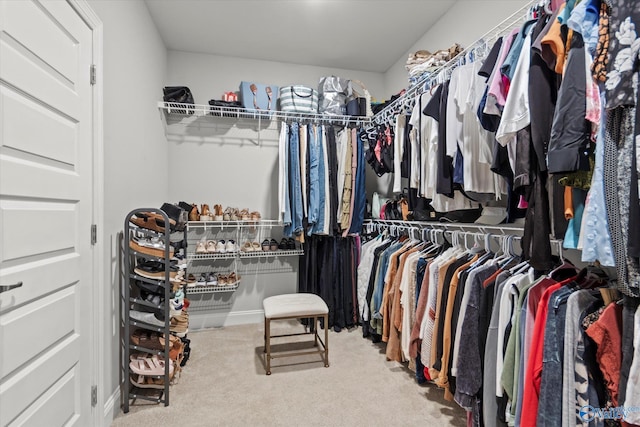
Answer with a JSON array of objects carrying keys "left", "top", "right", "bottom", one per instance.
[
  {"left": 185, "top": 220, "right": 304, "bottom": 294},
  {"left": 121, "top": 208, "right": 187, "bottom": 411}
]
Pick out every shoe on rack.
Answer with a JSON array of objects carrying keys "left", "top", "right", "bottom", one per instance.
[
  {"left": 206, "top": 272, "right": 218, "bottom": 286},
  {"left": 287, "top": 238, "right": 296, "bottom": 250},
  {"left": 129, "top": 213, "right": 168, "bottom": 234},
  {"left": 278, "top": 238, "right": 287, "bottom": 250},
  {"left": 196, "top": 274, "right": 207, "bottom": 286},
  {"left": 217, "top": 274, "right": 228, "bottom": 285},
  {"left": 252, "top": 241, "right": 262, "bottom": 251},
  {"left": 200, "top": 204, "right": 212, "bottom": 221},
  {"left": 160, "top": 203, "right": 187, "bottom": 231},
  {"left": 239, "top": 208, "right": 251, "bottom": 221},
  {"left": 269, "top": 239, "right": 278, "bottom": 251},
  {"left": 134, "top": 260, "right": 178, "bottom": 280},
  {"left": 225, "top": 239, "right": 237, "bottom": 253},
  {"left": 130, "top": 236, "right": 174, "bottom": 258},
  {"left": 223, "top": 207, "right": 233, "bottom": 221},
  {"left": 188, "top": 203, "right": 200, "bottom": 221},
  {"left": 261, "top": 239, "right": 270, "bottom": 252},
  {"left": 213, "top": 204, "right": 224, "bottom": 221},
  {"left": 170, "top": 298, "right": 183, "bottom": 317},
  {"left": 206, "top": 240, "right": 217, "bottom": 253},
  {"left": 130, "top": 310, "right": 165, "bottom": 327},
  {"left": 250, "top": 211, "right": 261, "bottom": 221},
  {"left": 227, "top": 272, "right": 241, "bottom": 286},
  {"left": 216, "top": 240, "right": 227, "bottom": 253},
  {"left": 241, "top": 241, "right": 253, "bottom": 252}
]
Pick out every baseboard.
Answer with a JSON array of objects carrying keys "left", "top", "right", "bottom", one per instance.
[
  {"left": 103, "top": 387, "right": 120, "bottom": 426},
  {"left": 189, "top": 309, "right": 264, "bottom": 330}
]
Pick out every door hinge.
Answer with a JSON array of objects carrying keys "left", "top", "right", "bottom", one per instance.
[
  {"left": 91, "top": 385, "right": 97, "bottom": 407},
  {"left": 91, "top": 224, "right": 97, "bottom": 245},
  {"left": 90, "top": 64, "right": 96, "bottom": 85}
]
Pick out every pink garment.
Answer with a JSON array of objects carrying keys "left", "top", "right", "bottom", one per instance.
[{"left": 485, "top": 27, "right": 520, "bottom": 115}]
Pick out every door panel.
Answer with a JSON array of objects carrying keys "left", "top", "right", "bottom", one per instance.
[
  {"left": 1, "top": 88, "right": 77, "bottom": 166},
  {"left": 0, "top": 0, "right": 94, "bottom": 425}
]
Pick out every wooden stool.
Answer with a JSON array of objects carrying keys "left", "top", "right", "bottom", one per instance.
[{"left": 262, "top": 293, "right": 329, "bottom": 375}]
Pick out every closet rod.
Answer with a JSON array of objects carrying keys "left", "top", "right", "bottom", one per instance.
[
  {"left": 370, "top": 0, "right": 539, "bottom": 127},
  {"left": 364, "top": 219, "right": 526, "bottom": 235}
]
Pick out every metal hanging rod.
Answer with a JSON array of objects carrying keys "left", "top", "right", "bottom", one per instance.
[{"left": 370, "top": 0, "right": 539, "bottom": 127}]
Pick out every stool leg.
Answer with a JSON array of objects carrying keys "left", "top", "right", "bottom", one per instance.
[
  {"left": 314, "top": 316, "right": 318, "bottom": 347},
  {"left": 324, "top": 313, "right": 329, "bottom": 368},
  {"left": 265, "top": 318, "right": 271, "bottom": 375}
]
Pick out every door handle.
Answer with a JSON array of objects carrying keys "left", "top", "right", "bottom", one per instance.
[{"left": 0, "top": 281, "right": 23, "bottom": 294}]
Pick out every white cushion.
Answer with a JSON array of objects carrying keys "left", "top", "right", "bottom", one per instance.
[{"left": 263, "top": 293, "right": 328, "bottom": 319}]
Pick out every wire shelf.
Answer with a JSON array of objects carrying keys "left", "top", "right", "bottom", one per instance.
[
  {"left": 238, "top": 249, "right": 304, "bottom": 258},
  {"left": 186, "top": 219, "right": 283, "bottom": 229},
  {"left": 187, "top": 252, "right": 239, "bottom": 261},
  {"left": 159, "top": 102, "right": 372, "bottom": 126},
  {"left": 185, "top": 281, "right": 240, "bottom": 294}
]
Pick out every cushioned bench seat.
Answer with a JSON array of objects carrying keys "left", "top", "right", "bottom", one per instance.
[{"left": 263, "top": 293, "right": 329, "bottom": 375}]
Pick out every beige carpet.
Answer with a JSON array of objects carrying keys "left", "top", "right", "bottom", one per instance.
[{"left": 112, "top": 321, "right": 467, "bottom": 426}]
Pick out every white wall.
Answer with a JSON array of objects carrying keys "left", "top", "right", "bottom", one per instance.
[
  {"left": 166, "top": 50, "right": 386, "bottom": 107},
  {"left": 164, "top": 51, "right": 387, "bottom": 329},
  {"left": 87, "top": 0, "right": 167, "bottom": 422},
  {"left": 384, "top": 0, "right": 532, "bottom": 97}
]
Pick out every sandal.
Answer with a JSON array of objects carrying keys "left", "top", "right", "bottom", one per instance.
[
  {"left": 269, "top": 239, "right": 278, "bottom": 251},
  {"left": 239, "top": 209, "right": 251, "bottom": 221},
  {"left": 261, "top": 239, "right": 270, "bottom": 251},
  {"left": 250, "top": 211, "right": 261, "bottom": 221},
  {"left": 129, "top": 355, "right": 174, "bottom": 376},
  {"left": 206, "top": 240, "right": 217, "bottom": 253},
  {"left": 241, "top": 241, "right": 253, "bottom": 252},
  {"left": 217, "top": 274, "right": 228, "bottom": 285},
  {"left": 130, "top": 374, "right": 165, "bottom": 390},
  {"left": 252, "top": 241, "right": 262, "bottom": 251}
]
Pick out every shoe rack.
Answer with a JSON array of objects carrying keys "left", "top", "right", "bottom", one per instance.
[
  {"left": 121, "top": 208, "right": 188, "bottom": 411},
  {"left": 185, "top": 220, "right": 304, "bottom": 294}
]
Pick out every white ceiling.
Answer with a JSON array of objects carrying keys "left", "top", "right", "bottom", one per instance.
[{"left": 144, "top": 0, "right": 457, "bottom": 73}]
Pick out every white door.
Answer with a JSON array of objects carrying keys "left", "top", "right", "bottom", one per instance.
[{"left": 0, "top": 0, "right": 95, "bottom": 425}]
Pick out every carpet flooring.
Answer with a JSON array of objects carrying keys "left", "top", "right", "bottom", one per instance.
[{"left": 112, "top": 321, "right": 467, "bottom": 426}]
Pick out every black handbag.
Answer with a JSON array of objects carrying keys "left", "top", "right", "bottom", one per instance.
[
  {"left": 346, "top": 97, "right": 367, "bottom": 116},
  {"left": 163, "top": 86, "right": 195, "bottom": 114}
]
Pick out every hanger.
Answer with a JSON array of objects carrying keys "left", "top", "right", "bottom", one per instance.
[{"left": 548, "top": 240, "right": 579, "bottom": 280}]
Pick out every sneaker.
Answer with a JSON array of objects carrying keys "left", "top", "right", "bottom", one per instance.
[
  {"left": 206, "top": 273, "right": 218, "bottom": 286},
  {"left": 206, "top": 240, "right": 217, "bottom": 253},
  {"left": 196, "top": 274, "right": 207, "bottom": 286},
  {"left": 170, "top": 299, "right": 183, "bottom": 317},
  {"left": 225, "top": 240, "right": 237, "bottom": 253},
  {"left": 130, "top": 310, "right": 165, "bottom": 327},
  {"left": 216, "top": 240, "right": 226, "bottom": 253},
  {"left": 195, "top": 241, "right": 207, "bottom": 254},
  {"left": 287, "top": 238, "right": 296, "bottom": 250},
  {"left": 130, "top": 236, "right": 174, "bottom": 258},
  {"left": 134, "top": 260, "right": 177, "bottom": 279}
]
